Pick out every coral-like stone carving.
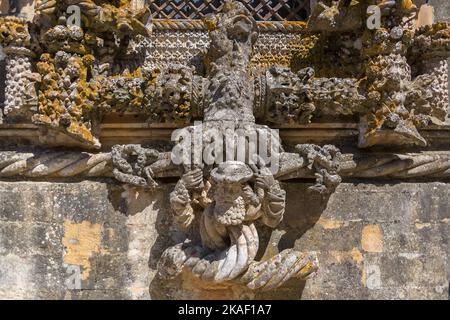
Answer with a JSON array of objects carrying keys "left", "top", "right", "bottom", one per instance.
[
  {"left": 1, "top": 0, "right": 449, "bottom": 296},
  {"left": 296, "top": 144, "right": 343, "bottom": 194},
  {"left": 264, "top": 66, "right": 315, "bottom": 124},
  {"left": 0, "top": 16, "right": 39, "bottom": 121},
  {"left": 145, "top": 64, "right": 195, "bottom": 124},
  {"left": 111, "top": 144, "right": 178, "bottom": 189},
  {"left": 27, "top": 1, "right": 152, "bottom": 148},
  {"left": 2, "top": 1, "right": 447, "bottom": 150},
  {"left": 291, "top": 0, "right": 450, "bottom": 147},
  {"left": 34, "top": 0, "right": 151, "bottom": 36}
]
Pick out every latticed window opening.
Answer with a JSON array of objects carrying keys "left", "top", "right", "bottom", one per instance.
[{"left": 150, "top": 0, "right": 310, "bottom": 21}]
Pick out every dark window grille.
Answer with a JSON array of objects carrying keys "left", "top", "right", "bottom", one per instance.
[{"left": 150, "top": 0, "right": 310, "bottom": 21}]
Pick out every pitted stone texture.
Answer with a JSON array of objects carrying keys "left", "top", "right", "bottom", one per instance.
[
  {"left": 0, "top": 59, "right": 4, "bottom": 121},
  {"left": 429, "top": 0, "right": 450, "bottom": 116},
  {"left": 288, "top": 182, "right": 450, "bottom": 300},
  {"left": 430, "top": 0, "right": 450, "bottom": 22}
]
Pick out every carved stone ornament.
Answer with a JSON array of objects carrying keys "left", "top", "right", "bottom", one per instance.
[{"left": 0, "top": 0, "right": 449, "bottom": 296}]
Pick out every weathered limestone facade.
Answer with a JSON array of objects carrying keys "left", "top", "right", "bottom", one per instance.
[
  {"left": 1, "top": 181, "right": 449, "bottom": 299},
  {"left": 0, "top": 0, "right": 450, "bottom": 300}
]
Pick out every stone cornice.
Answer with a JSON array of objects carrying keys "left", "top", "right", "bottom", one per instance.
[{"left": 2, "top": 123, "right": 450, "bottom": 148}]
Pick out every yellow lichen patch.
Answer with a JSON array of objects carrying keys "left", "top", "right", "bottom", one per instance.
[
  {"left": 296, "top": 261, "right": 315, "bottom": 278},
  {"left": 0, "top": 16, "right": 30, "bottom": 48},
  {"left": 361, "top": 263, "right": 367, "bottom": 286},
  {"left": 361, "top": 224, "right": 383, "bottom": 253},
  {"left": 350, "top": 247, "right": 364, "bottom": 264},
  {"left": 400, "top": 0, "right": 415, "bottom": 11},
  {"left": 62, "top": 220, "right": 107, "bottom": 280},
  {"left": 204, "top": 18, "right": 217, "bottom": 32},
  {"left": 317, "top": 218, "right": 343, "bottom": 229},
  {"left": 329, "top": 248, "right": 363, "bottom": 264}
]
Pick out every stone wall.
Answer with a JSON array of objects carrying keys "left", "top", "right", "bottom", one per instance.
[
  {"left": 0, "top": 59, "right": 4, "bottom": 122},
  {"left": 430, "top": 0, "right": 450, "bottom": 22},
  {"left": 0, "top": 181, "right": 448, "bottom": 300}
]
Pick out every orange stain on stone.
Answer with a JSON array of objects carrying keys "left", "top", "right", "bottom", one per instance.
[
  {"left": 317, "top": 218, "right": 343, "bottom": 229},
  {"left": 329, "top": 248, "right": 363, "bottom": 264},
  {"left": 361, "top": 225, "right": 383, "bottom": 253},
  {"left": 62, "top": 220, "right": 107, "bottom": 280}
]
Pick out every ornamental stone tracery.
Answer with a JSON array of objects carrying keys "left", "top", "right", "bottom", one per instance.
[{"left": 0, "top": 0, "right": 449, "bottom": 296}]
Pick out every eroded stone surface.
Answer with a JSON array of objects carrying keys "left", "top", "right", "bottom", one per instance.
[{"left": 0, "top": 181, "right": 448, "bottom": 300}]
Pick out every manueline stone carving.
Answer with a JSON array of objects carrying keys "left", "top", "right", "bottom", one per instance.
[
  {"left": 156, "top": 2, "right": 323, "bottom": 290},
  {"left": 296, "top": 144, "right": 343, "bottom": 194},
  {"left": 1, "top": 0, "right": 450, "bottom": 296},
  {"left": 145, "top": 64, "right": 195, "bottom": 124},
  {"left": 110, "top": 144, "right": 177, "bottom": 189},
  {"left": 0, "top": 16, "right": 39, "bottom": 121},
  {"left": 264, "top": 66, "right": 315, "bottom": 125},
  {"left": 25, "top": 0, "right": 152, "bottom": 148},
  {"left": 2, "top": 149, "right": 450, "bottom": 180},
  {"left": 159, "top": 161, "right": 318, "bottom": 290},
  {"left": 291, "top": 0, "right": 450, "bottom": 147}
]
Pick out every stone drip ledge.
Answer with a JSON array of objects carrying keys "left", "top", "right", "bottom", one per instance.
[
  {"left": 2, "top": 123, "right": 450, "bottom": 147},
  {"left": 1, "top": 149, "right": 450, "bottom": 181}
]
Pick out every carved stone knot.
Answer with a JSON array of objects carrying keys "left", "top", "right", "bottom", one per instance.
[{"left": 111, "top": 144, "right": 160, "bottom": 188}]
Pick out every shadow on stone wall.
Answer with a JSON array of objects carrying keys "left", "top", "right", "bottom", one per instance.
[
  {"left": 107, "top": 183, "right": 177, "bottom": 300},
  {"left": 279, "top": 183, "right": 333, "bottom": 251}
]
